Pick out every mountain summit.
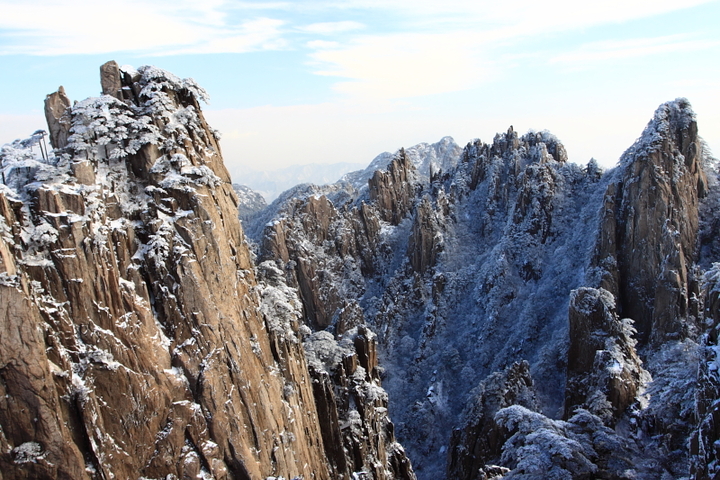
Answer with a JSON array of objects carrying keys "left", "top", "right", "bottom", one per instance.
[
  {"left": 247, "top": 98, "right": 719, "bottom": 479},
  {"left": 0, "top": 61, "right": 413, "bottom": 480}
]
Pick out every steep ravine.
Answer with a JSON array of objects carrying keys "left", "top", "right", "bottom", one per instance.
[{"left": 249, "top": 100, "right": 720, "bottom": 479}]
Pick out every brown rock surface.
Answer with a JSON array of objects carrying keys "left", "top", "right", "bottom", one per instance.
[
  {"left": 408, "top": 197, "right": 442, "bottom": 274},
  {"left": 591, "top": 99, "right": 707, "bottom": 345},
  {"left": 305, "top": 327, "right": 416, "bottom": 480},
  {"left": 564, "top": 287, "right": 649, "bottom": 422},
  {"left": 369, "top": 149, "right": 417, "bottom": 225},
  {"left": 43, "top": 86, "right": 71, "bottom": 150},
  {"left": 260, "top": 191, "right": 385, "bottom": 329},
  {"left": 0, "top": 63, "right": 393, "bottom": 480},
  {"left": 99, "top": 60, "right": 123, "bottom": 99}
]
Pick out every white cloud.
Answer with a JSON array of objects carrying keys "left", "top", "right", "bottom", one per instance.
[
  {"left": 301, "top": 0, "right": 719, "bottom": 101},
  {"left": 0, "top": 0, "right": 288, "bottom": 55},
  {"left": 322, "top": 0, "right": 716, "bottom": 30},
  {"left": 310, "top": 31, "right": 495, "bottom": 99},
  {"left": 550, "top": 35, "right": 720, "bottom": 67},
  {"left": 307, "top": 40, "right": 339, "bottom": 49},
  {"left": 157, "top": 18, "right": 287, "bottom": 55},
  {"left": 299, "top": 21, "right": 365, "bottom": 34},
  {"left": 3, "top": 0, "right": 715, "bottom": 56}
]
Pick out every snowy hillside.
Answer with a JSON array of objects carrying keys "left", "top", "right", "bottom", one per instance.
[
  {"left": 340, "top": 135, "right": 463, "bottom": 190},
  {"left": 0, "top": 62, "right": 415, "bottom": 480},
  {"left": 250, "top": 101, "right": 720, "bottom": 479}
]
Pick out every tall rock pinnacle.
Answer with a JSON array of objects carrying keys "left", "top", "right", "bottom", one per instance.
[{"left": 0, "top": 63, "right": 415, "bottom": 480}]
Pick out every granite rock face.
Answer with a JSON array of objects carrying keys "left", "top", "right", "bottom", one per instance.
[
  {"left": 43, "top": 86, "right": 72, "bottom": 150},
  {"left": 564, "top": 287, "right": 649, "bottom": 423},
  {"left": 688, "top": 261, "right": 720, "bottom": 480},
  {"left": 368, "top": 149, "right": 417, "bottom": 226},
  {"left": 590, "top": 99, "right": 707, "bottom": 345},
  {"left": 0, "top": 63, "right": 414, "bottom": 480},
  {"left": 5, "top": 61, "right": 720, "bottom": 480},
  {"left": 446, "top": 361, "right": 538, "bottom": 480},
  {"left": 305, "top": 325, "right": 415, "bottom": 480}
]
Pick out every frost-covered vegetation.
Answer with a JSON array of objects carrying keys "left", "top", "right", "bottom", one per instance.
[{"left": 247, "top": 99, "right": 720, "bottom": 479}]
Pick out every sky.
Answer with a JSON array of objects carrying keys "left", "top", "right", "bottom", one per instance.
[{"left": 0, "top": 0, "right": 718, "bottom": 185}]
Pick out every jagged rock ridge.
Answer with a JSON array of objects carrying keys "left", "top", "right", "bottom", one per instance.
[
  {"left": 248, "top": 100, "right": 720, "bottom": 479},
  {"left": 0, "top": 62, "right": 414, "bottom": 480}
]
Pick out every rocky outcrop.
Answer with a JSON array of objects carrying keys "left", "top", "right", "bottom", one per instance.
[
  {"left": 253, "top": 126, "right": 612, "bottom": 478},
  {"left": 368, "top": 149, "right": 417, "bottom": 225},
  {"left": 305, "top": 326, "right": 415, "bottom": 480},
  {"left": 43, "top": 86, "right": 71, "bottom": 150},
  {"left": 260, "top": 189, "right": 385, "bottom": 329},
  {"left": 591, "top": 99, "right": 707, "bottom": 345},
  {"left": 14, "top": 59, "right": 720, "bottom": 480},
  {"left": 446, "top": 362, "right": 538, "bottom": 480},
  {"left": 690, "top": 265, "right": 720, "bottom": 479},
  {"left": 408, "top": 197, "right": 443, "bottom": 274},
  {"left": 100, "top": 60, "right": 123, "bottom": 99},
  {"left": 249, "top": 98, "right": 719, "bottom": 479},
  {"left": 564, "top": 287, "right": 649, "bottom": 422},
  {"left": 0, "top": 64, "right": 416, "bottom": 480}
]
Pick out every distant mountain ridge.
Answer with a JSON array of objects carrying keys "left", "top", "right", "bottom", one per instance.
[
  {"left": 233, "top": 161, "right": 365, "bottom": 201},
  {"left": 239, "top": 136, "right": 464, "bottom": 240},
  {"left": 341, "top": 136, "right": 463, "bottom": 190},
  {"left": 231, "top": 136, "right": 463, "bottom": 203}
]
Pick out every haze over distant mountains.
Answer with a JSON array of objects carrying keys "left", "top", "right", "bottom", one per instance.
[
  {"left": 232, "top": 135, "right": 464, "bottom": 204},
  {"left": 232, "top": 161, "right": 365, "bottom": 201}
]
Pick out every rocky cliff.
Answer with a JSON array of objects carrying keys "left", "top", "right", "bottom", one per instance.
[
  {"left": 0, "top": 62, "right": 414, "bottom": 480},
  {"left": 247, "top": 99, "right": 720, "bottom": 479},
  {"left": 3, "top": 61, "right": 719, "bottom": 480}
]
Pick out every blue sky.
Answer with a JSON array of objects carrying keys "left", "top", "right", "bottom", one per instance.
[{"left": 1, "top": 0, "right": 718, "bottom": 182}]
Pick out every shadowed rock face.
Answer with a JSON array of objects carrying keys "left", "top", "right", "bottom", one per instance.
[
  {"left": 306, "top": 325, "right": 415, "bottom": 480},
  {"left": 249, "top": 99, "right": 720, "bottom": 479},
  {"left": 0, "top": 62, "right": 415, "bottom": 480},
  {"left": 369, "top": 149, "right": 417, "bottom": 226},
  {"left": 591, "top": 99, "right": 707, "bottom": 346},
  {"left": 446, "top": 361, "right": 537, "bottom": 480},
  {"left": 564, "top": 287, "right": 649, "bottom": 423}
]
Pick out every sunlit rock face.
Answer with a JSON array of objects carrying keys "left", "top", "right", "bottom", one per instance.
[{"left": 0, "top": 62, "right": 415, "bottom": 480}]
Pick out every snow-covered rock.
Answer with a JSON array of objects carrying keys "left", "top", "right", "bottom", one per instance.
[
  {"left": 255, "top": 99, "right": 720, "bottom": 479},
  {"left": 0, "top": 61, "right": 415, "bottom": 480}
]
